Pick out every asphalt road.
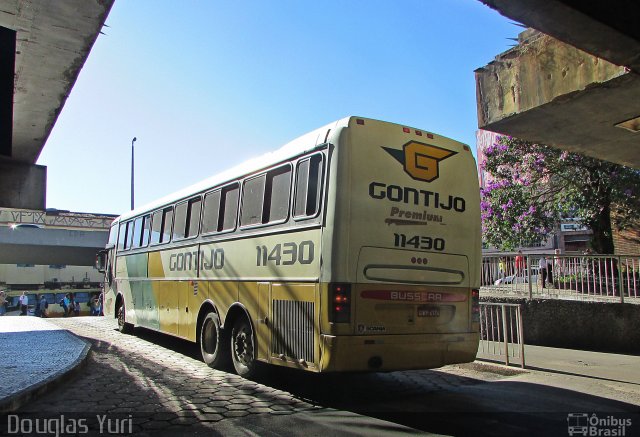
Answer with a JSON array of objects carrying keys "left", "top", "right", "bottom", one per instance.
[{"left": 9, "top": 317, "right": 640, "bottom": 436}]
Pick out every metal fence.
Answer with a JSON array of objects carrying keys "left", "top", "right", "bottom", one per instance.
[
  {"left": 481, "top": 254, "right": 640, "bottom": 303},
  {"left": 477, "top": 302, "right": 525, "bottom": 368}
]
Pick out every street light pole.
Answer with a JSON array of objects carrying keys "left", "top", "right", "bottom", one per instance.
[{"left": 131, "top": 137, "right": 137, "bottom": 210}]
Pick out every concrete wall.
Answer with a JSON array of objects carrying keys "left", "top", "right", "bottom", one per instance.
[
  {"left": 0, "top": 161, "right": 46, "bottom": 209},
  {"left": 481, "top": 296, "right": 640, "bottom": 354}
]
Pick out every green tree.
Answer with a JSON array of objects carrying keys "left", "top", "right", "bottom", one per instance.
[{"left": 480, "top": 137, "right": 640, "bottom": 254}]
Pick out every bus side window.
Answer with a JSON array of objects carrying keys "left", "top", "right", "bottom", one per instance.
[
  {"left": 202, "top": 190, "right": 221, "bottom": 234},
  {"left": 173, "top": 201, "right": 188, "bottom": 240},
  {"left": 131, "top": 216, "right": 143, "bottom": 249},
  {"left": 141, "top": 214, "right": 151, "bottom": 247},
  {"left": 117, "top": 222, "right": 127, "bottom": 251},
  {"left": 294, "top": 154, "right": 323, "bottom": 218},
  {"left": 241, "top": 174, "right": 266, "bottom": 227},
  {"left": 160, "top": 207, "right": 174, "bottom": 243},
  {"left": 126, "top": 220, "right": 135, "bottom": 250},
  {"left": 241, "top": 166, "right": 291, "bottom": 228},
  {"left": 264, "top": 165, "right": 291, "bottom": 223},
  {"left": 220, "top": 184, "right": 239, "bottom": 231},
  {"left": 186, "top": 197, "right": 202, "bottom": 238},
  {"left": 150, "top": 210, "right": 163, "bottom": 245},
  {"left": 108, "top": 224, "right": 118, "bottom": 247}
]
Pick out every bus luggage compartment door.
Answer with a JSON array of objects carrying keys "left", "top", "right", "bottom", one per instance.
[{"left": 355, "top": 247, "right": 470, "bottom": 335}]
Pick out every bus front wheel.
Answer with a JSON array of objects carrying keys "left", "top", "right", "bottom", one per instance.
[
  {"left": 116, "top": 301, "right": 133, "bottom": 334},
  {"left": 231, "top": 316, "right": 258, "bottom": 378},
  {"left": 200, "top": 312, "right": 228, "bottom": 368}
]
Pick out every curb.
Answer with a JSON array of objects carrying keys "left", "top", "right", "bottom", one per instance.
[{"left": 0, "top": 333, "right": 91, "bottom": 414}]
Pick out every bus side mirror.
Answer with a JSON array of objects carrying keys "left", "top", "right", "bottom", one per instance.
[{"left": 96, "top": 250, "right": 107, "bottom": 273}]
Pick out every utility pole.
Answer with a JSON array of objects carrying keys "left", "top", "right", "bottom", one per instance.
[{"left": 131, "top": 137, "right": 137, "bottom": 210}]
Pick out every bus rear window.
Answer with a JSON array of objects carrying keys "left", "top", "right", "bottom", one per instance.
[{"left": 294, "top": 154, "right": 323, "bottom": 218}]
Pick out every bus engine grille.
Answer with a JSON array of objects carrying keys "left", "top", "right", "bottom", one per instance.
[{"left": 272, "top": 300, "right": 315, "bottom": 363}]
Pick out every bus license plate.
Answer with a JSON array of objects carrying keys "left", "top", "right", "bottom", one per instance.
[{"left": 418, "top": 306, "right": 440, "bottom": 317}]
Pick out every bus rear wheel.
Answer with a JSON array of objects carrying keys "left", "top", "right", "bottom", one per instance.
[
  {"left": 116, "top": 301, "right": 133, "bottom": 334},
  {"left": 231, "top": 316, "right": 259, "bottom": 378},
  {"left": 200, "top": 312, "right": 228, "bottom": 368}
]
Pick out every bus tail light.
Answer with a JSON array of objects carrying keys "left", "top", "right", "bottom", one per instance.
[
  {"left": 471, "top": 288, "right": 480, "bottom": 322},
  {"left": 330, "top": 283, "right": 351, "bottom": 323}
]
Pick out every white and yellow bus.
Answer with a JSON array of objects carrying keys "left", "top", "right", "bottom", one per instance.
[{"left": 97, "top": 116, "right": 481, "bottom": 377}]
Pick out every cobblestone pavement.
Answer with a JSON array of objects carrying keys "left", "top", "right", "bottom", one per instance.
[{"left": 12, "top": 317, "right": 512, "bottom": 435}]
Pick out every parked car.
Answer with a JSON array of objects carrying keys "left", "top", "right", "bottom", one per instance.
[{"left": 494, "top": 267, "right": 540, "bottom": 285}]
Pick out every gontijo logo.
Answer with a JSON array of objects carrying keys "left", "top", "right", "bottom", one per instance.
[{"left": 383, "top": 141, "right": 457, "bottom": 182}]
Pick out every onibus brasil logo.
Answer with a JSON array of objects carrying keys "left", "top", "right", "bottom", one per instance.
[
  {"left": 567, "top": 413, "right": 633, "bottom": 436},
  {"left": 382, "top": 141, "right": 457, "bottom": 183}
]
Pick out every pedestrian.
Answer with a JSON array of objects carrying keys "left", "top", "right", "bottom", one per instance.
[
  {"left": 538, "top": 255, "right": 548, "bottom": 287},
  {"left": 39, "top": 295, "right": 48, "bottom": 318},
  {"left": 90, "top": 294, "right": 100, "bottom": 316},
  {"left": 68, "top": 293, "right": 76, "bottom": 317},
  {"left": 97, "top": 293, "right": 103, "bottom": 316},
  {"left": 19, "top": 291, "right": 28, "bottom": 315},
  {"left": 34, "top": 294, "right": 41, "bottom": 317},
  {"left": 515, "top": 250, "right": 524, "bottom": 276},
  {"left": 0, "top": 291, "right": 6, "bottom": 316},
  {"left": 61, "top": 293, "right": 70, "bottom": 317},
  {"left": 74, "top": 299, "right": 80, "bottom": 316},
  {"left": 498, "top": 257, "right": 506, "bottom": 278}
]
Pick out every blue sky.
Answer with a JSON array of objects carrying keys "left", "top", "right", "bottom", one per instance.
[{"left": 36, "top": 0, "right": 517, "bottom": 215}]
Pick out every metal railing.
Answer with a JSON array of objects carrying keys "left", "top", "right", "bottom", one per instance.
[
  {"left": 481, "top": 254, "right": 640, "bottom": 303},
  {"left": 477, "top": 302, "right": 525, "bottom": 368}
]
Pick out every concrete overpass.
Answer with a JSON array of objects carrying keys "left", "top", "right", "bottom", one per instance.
[
  {"left": 476, "top": 0, "right": 640, "bottom": 168},
  {"left": 0, "top": 207, "right": 115, "bottom": 266},
  {"left": 0, "top": 0, "right": 114, "bottom": 210}
]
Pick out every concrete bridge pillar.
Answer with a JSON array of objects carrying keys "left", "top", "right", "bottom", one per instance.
[{"left": 0, "top": 160, "right": 46, "bottom": 209}]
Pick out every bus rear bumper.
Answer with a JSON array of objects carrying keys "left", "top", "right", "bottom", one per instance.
[{"left": 319, "top": 332, "right": 479, "bottom": 372}]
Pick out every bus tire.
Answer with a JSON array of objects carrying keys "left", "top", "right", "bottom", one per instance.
[
  {"left": 231, "top": 316, "right": 259, "bottom": 378},
  {"left": 200, "top": 312, "right": 228, "bottom": 368},
  {"left": 117, "top": 301, "right": 133, "bottom": 334}
]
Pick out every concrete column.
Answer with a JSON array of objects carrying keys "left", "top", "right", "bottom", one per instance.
[
  {"left": 0, "top": 26, "right": 16, "bottom": 158},
  {"left": 0, "top": 160, "right": 46, "bottom": 209}
]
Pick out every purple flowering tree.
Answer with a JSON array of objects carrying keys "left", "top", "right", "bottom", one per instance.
[{"left": 480, "top": 137, "right": 640, "bottom": 253}]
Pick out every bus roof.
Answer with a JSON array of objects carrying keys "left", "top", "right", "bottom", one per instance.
[
  {"left": 115, "top": 115, "right": 468, "bottom": 223},
  {"left": 117, "top": 117, "right": 351, "bottom": 223}
]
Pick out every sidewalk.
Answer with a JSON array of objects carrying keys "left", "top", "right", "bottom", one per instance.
[
  {"left": 523, "top": 344, "right": 640, "bottom": 385},
  {"left": 0, "top": 315, "right": 90, "bottom": 413}
]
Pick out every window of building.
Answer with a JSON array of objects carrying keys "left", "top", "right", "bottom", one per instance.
[{"left": 294, "top": 154, "right": 323, "bottom": 218}]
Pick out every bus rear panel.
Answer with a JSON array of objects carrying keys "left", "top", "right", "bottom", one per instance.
[{"left": 319, "top": 117, "right": 481, "bottom": 372}]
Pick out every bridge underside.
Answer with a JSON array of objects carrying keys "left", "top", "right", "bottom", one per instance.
[
  {"left": 478, "top": 1, "right": 640, "bottom": 169},
  {"left": 0, "top": 0, "right": 114, "bottom": 209},
  {"left": 0, "top": 226, "right": 108, "bottom": 265}
]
